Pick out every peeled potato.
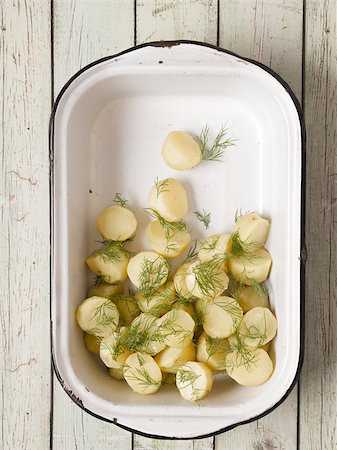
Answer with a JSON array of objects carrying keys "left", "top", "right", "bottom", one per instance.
[
  {"left": 87, "top": 283, "right": 123, "bottom": 298},
  {"left": 197, "top": 332, "right": 231, "bottom": 371},
  {"left": 124, "top": 352, "right": 162, "bottom": 394},
  {"left": 235, "top": 213, "right": 270, "bottom": 250},
  {"left": 96, "top": 205, "right": 137, "bottom": 241},
  {"left": 172, "top": 300, "right": 195, "bottom": 319},
  {"left": 185, "top": 260, "right": 229, "bottom": 299},
  {"left": 100, "top": 328, "right": 132, "bottom": 369},
  {"left": 228, "top": 248, "right": 272, "bottom": 284},
  {"left": 84, "top": 333, "right": 102, "bottom": 353},
  {"left": 173, "top": 263, "right": 194, "bottom": 300},
  {"left": 148, "top": 178, "right": 188, "bottom": 222},
  {"left": 114, "top": 295, "right": 140, "bottom": 325},
  {"left": 198, "top": 233, "right": 231, "bottom": 269},
  {"left": 146, "top": 220, "right": 191, "bottom": 258},
  {"left": 155, "top": 343, "right": 196, "bottom": 373},
  {"left": 127, "top": 251, "right": 169, "bottom": 292},
  {"left": 238, "top": 307, "right": 277, "bottom": 348},
  {"left": 136, "top": 281, "right": 176, "bottom": 317},
  {"left": 226, "top": 348, "right": 273, "bottom": 386},
  {"left": 76, "top": 296, "right": 119, "bottom": 337},
  {"left": 130, "top": 313, "right": 166, "bottom": 355},
  {"left": 237, "top": 285, "right": 269, "bottom": 312},
  {"left": 158, "top": 309, "right": 195, "bottom": 349},
  {"left": 86, "top": 243, "right": 129, "bottom": 284},
  {"left": 176, "top": 361, "right": 213, "bottom": 402},
  {"left": 162, "top": 131, "right": 201, "bottom": 170},
  {"left": 203, "top": 296, "right": 243, "bottom": 338},
  {"left": 109, "top": 367, "right": 124, "bottom": 380}
]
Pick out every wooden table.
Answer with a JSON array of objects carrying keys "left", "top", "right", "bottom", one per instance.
[{"left": 1, "top": 1, "right": 336, "bottom": 449}]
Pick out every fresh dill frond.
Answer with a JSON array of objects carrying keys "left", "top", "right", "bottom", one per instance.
[
  {"left": 144, "top": 208, "right": 187, "bottom": 232},
  {"left": 113, "top": 192, "right": 128, "bottom": 207},
  {"left": 227, "top": 277, "right": 268, "bottom": 301},
  {"left": 125, "top": 365, "right": 161, "bottom": 392},
  {"left": 196, "top": 124, "right": 236, "bottom": 162},
  {"left": 183, "top": 241, "right": 199, "bottom": 264},
  {"left": 229, "top": 231, "right": 260, "bottom": 260},
  {"left": 137, "top": 255, "right": 169, "bottom": 298},
  {"left": 213, "top": 297, "right": 243, "bottom": 323},
  {"left": 194, "top": 209, "right": 211, "bottom": 229},
  {"left": 90, "top": 240, "right": 128, "bottom": 264},
  {"left": 89, "top": 300, "right": 118, "bottom": 335},
  {"left": 248, "top": 278, "right": 269, "bottom": 298},
  {"left": 177, "top": 366, "right": 202, "bottom": 402},
  {"left": 226, "top": 334, "right": 259, "bottom": 373},
  {"left": 234, "top": 208, "right": 254, "bottom": 222},
  {"left": 192, "top": 256, "right": 226, "bottom": 298},
  {"left": 154, "top": 177, "right": 170, "bottom": 198}
]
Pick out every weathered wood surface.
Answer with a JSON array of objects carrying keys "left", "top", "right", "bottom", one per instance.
[
  {"left": 300, "top": 0, "right": 337, "bottom": 449},
  {"left": 1, "top": 0, "right": 336, "bottom": 449}
]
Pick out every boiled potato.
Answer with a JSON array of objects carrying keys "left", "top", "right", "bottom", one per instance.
[
  {"left": 203, "top": 296, "right": 243, "bottom": 338},
  {"left": 84, "top": 333, "right": 102, "bottom": 353},
  {"left": 176, "top": 361, "right": 213, "bottom": 402},
  {"left": 76, "top": 296, "right": 119, "bottom": 337},
  {"left": 238, "top": 307, "right": 277, "bottom": 348},
  {"left": 96, "top": 205, "right": 137, "bottom": 241},
  {"left": 99, "top": 328, "right": 132, "bottom": 369},
  {"left": 109, "top": 367, "right": 124, "bottom": 380},
  {"left": 173, "top": 263, "right": 194, "bottom": 300},
  {"left": 198, "top": 233, "right": 231, "bottom": 269},
  {"left": 197, "top": 332, "right": 231, "bottom": 371},
  {"left": 130, "top": 313, "right": 166, "bottom": 355},
  {"left": 87, "top": 283, "right": 123, "bottom": 298},
  {"left": 235, "top": 213, "right": 270, "bottom": 250},
  {"left": 155, "top": 343, "right": 196, "bottom": 373},
  {"left": 124, "top": 352, "right": 162, "bottom": 394},
  {"left": 228, "top": 248, "right": 272, "bottom": 284},
  {"left": 162, "top": 131, "right": 201, "bottom": 170},
  {"left": 172, "top": 300, "right": 195, "bottom": 319},
  {"left": 146, "top": 220, "right": 191, "bottom": 258},
  {"left": 228, "top": 333, "right": 271, "bottom": 353},
  {"left": 114, "top": 295, "right": 140, "bottom": 325},
  {"left": 226, "top": 348, "right": 273, "bottom": 386},
  {"left": 185, "top": 260, "right": 229, "bottom": 299},
  {"left": 86, "top": 242, "right": 129, "bottom": 284},
  {"left": 236, "top": 285, "right": 269, "bottom": 312},
  {"left": 148, "top": 178, "right": 188, "bottom": 222},
  {"left": 136, "top": 281, "right": 175, "bottom": 317},
  {"left": 158, "top": 309, "right": 195, "bottom": 349},
  {"left": 127, "top": 251, "right": 169, "bottom": 293}
]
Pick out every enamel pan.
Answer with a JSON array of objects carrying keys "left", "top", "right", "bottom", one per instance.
[{"left": 50, "top": 41, "right": 305, "bottom": 439}]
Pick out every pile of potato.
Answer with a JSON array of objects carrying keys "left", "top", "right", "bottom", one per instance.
[{"left": 76, "top": 175, "right": 277, "bottom": 402}]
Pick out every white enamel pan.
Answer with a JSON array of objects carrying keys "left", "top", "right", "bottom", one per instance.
[{"left": 50, "top": 41, "right": 305, "bottom": 439}]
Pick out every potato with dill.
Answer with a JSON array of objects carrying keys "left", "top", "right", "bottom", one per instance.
[
  {"left": 86, "top": 241, "right": 129, "bottom": 284},
  {"left": 148, "top": 178, "right": 188, "bottom": 222},
  {"left": 127, "top": 251, "right": 169, "bottom": 294},
  {"left": 76, "top": 296, "right": 119, "bottom": 337}
]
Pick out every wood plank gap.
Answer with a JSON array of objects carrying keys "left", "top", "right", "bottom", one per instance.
[
  {"left": 134, "top": 0, "right": 137, "bottom": 46},
  {"left": 216, "top": 0, "right": 220, "bottom": 47}
]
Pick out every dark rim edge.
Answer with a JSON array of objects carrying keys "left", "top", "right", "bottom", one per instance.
[{"left": 49, "top": 39, "right": 306, "bottom": 441}]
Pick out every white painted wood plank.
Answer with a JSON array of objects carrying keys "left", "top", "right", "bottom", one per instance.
[
  {"left": 300, "top": 0, "right": 337, "bottom": 449},
  {"left": 52, "top": 1, "right": 134, "bottom": 449},
  {"left": 0, "top": 1, "right": 51, "bottom": 449},
  {"left": 134, "top": 1, "right": 217, "bottom": 448},
  {"left": 216, "top": 1, "right": 303, "bottom": 448},
  {"left": 136, "top": 0, "right": 218, "bottom": 44}
]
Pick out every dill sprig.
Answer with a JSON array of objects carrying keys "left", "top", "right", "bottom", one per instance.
[
  {"left": 228, "top": 231, "right": 260, "bottom": 260},
  {"left": 213, "top": 297, "right": 243, "bottom": 324},
  {"left": 137, "top": 255, "right": 169, "bottom": 298},
  {"left": 235, "top": 209, "right": 254, "bottom": 222},
  {"left": 205, "top": 335, "right": 230, "bottom": 362},
  {"left": 159, "top": 309, "right": 193, "bottom": 345},
  {"left": 227, "top": 277, "right": 269, "bottom": 301},
  {"left": 144, "top": 208, "right": 187, "bottom": 232},
  {"left": 177, "top": 366, "right": 202, "bottom": 402},
  {"left": 194, "top": 209, "right": 211, "bottom": 229},
  {"left": 183, "top": 241, "right": 199, "bottom": 264},
  {"left": 226, "top": 333, "right": 259, "bottom": 373},
  {"left": 138, "top": 283, "right": 176, "bottom": 317},
  {"left": 89, "top": 300, "right": 118, "bottom": 335},
  {"left": 124, "top": 357, "right": 161, "bottom": 393},
  {"left": 192, "top": 256, "right": 226, "bottom": 298},
  {"left": 154, "top": 177, "right": 170, "bottom": 198},
  {"left": 113, "top": 192, "right": 128, "bottom": 207},
  {"left": 196, "top": 124, "right": 235, "bottom": 162},
  {"left": 90, "top": 240, "right": 128, "bottom": 264}
]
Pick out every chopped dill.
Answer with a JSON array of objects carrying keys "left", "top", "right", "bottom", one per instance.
[{"left": 113, "top": 192, "right": 128, "bottom": 207}]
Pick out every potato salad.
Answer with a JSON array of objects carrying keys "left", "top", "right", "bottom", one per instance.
[{"left": 76, "top": 129, "right": 277, "bottom": 403}]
